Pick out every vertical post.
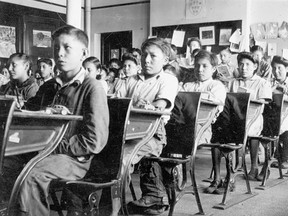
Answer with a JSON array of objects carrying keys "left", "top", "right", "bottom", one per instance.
[
  {"left": 85, "top": 0, "right": 91, "bottom": 53},
  {"left": 66, "top": 0, "right": 82, "bottom": 29}
]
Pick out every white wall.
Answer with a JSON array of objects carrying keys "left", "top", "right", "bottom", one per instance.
[
  {"left": 90, "top": 3, "right": 149, "bottom": 56},
  {"left": 0, "top": 0, "right": 66, "bottom": 13},
  {"left": 249, "top": 0, "right": 288, "bottom": 56},
  {"left": 250, "top": 0, "right": 288, "bottom": 25},
  {"left": 150, "top": 0, "right": 249, "bottom": 50},
  {"left": 150, "top": 0, "right": 246, "bottom": 28}
]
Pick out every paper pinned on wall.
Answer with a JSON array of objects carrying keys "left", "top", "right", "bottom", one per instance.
[
  {"left": 229, "top": 29, "right": 242, "bottom": 44},
  {"left": 267, "top": 43, "right": 277, "bottom": 56},
  {"left": 255, "top": 40, "right": 267, "bottom": 52},
  {"left": 282, "top": 49, "right": 288, "bottom": 60},
  {"left": 171, "top": 30, "right": 186, "bottom": 47}
]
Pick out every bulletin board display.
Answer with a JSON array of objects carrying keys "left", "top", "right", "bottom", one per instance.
[{"left": 152, "top": 20, "right": 242, "bottom": 55}]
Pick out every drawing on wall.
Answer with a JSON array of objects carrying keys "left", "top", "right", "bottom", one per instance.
[
  {"left": 33, "top": 30, "right": 51, "bottom": 48},
  {"left": 185, "top": 0, "right": 207, "bottom": 19},
  {"left": 0, "top": 25, "right": 16, "bottom": 58},
  {"left": 219, "top": 28, "right": 232, "bottom": 46},
  {"left": 199, "top": 26, "right": 215, "bottom": 45},
  {"left": 111, "top": 49, "right": 120, "bottom": 59}
]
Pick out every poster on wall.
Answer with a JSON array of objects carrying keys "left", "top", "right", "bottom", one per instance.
[
  {"left": 0, "top": 25, "right": 16, "bottom": 58},
  {"left": 199, "top": 26, "right": 215, "bottom": 45},
  {"left": 111, "top": 49, "right": 120, "bottom": 59},
  {"left": 185, "top": 0, "right": 207, "bottom": 20},
  {"left": 219, "top": 28, "right": 232, "bottom": 46},
  {"left": 33, "top": 30, "right": 51, "bottom": 48}
]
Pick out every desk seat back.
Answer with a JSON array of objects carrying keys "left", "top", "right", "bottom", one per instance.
[
  {"left": 162, "top": 92, "right": 202, "bottom": 157},
  {"left": 262, "top": 93, "right": 284, "bottom": 137},
  {"left": 84, "top": 98, "right": 131, "bottom": 182},
  {"left": 0, "top": 96, "right": 16, "bottom": 173},
  {"left": 211, "top": 93, "right": 251, "bottom": 145}
]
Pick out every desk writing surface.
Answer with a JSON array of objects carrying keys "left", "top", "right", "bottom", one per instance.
[
  {"left": 125, "top": 108, "right": 170, "bottom": 140},
  {"left": 197, "top": 99, "right": 220, "bottom": 124},
  {"left": 6, "top": 111, "right": 83, "bottom": 156},
  {"left": 13, "top": 110, "right": 83, "bottom": 121}
]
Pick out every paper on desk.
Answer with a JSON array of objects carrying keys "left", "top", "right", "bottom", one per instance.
[{"left": 171, "top": 30, "right": 185, "bottom": 47}]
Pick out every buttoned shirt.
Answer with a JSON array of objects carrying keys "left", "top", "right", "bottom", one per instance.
[
  {"left": 116, "top": 70, "right": 179, "bottom": 111},
  {"left": 182, "top": 78, "right": 227, "bottom": 106},
  {"left": 271, "top": 77, "right": 288, "bottom": 95},
  {"left": 229, "top": 74, "right": 272, "bottom": 101}
]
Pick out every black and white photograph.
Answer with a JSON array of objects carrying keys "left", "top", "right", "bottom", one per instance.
[
  {"left": 0, "top": 1, "right": 288, "bottom": 216},
  {"left": 199, "top": 26, "right": 215, "bottom": 45}
]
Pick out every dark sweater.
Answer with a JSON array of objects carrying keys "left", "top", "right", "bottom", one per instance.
[
  {"left": 0, "top": 77, "right": 39, "bottom": 101},
  {"left": 53, "top": 77, "right": 109, "bottom": 157},
  {"left": 25, "top": 78, "right": 60, "bottom": 110}
]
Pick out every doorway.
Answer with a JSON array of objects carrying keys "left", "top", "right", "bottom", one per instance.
[{"left": 101, "top": 31, "right": 132, "bottom": 66}]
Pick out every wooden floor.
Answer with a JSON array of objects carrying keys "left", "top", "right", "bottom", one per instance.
[{"left": 51, "top": 148, "right": 288, "bottom": 216}]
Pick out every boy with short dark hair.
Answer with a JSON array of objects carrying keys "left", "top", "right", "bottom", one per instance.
[
  {"left": 13, "top": 25, "right": 109, "bottom": 215},
  {"left": 116, "top": 37, "right": 178, "bottom": 215},
  {"left": 0, "top": 53, "right": 39, "bottom": 108},
  {"left": 270, "top": 56, "right": 288, "bottom": 168},
  {"left": 251, "top": 45, "right": 272, "bottom": 81}
]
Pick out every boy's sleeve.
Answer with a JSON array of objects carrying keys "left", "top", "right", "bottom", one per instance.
[
  {"left": 155, "top": 75, "right": 179, "bottom": 109},
  {"left": 25, "top": 83, "right": 39, "bottom": 100},
  {"left": 69, "top": 83, "right": 109, "bottom": 156},
  {"left": 209, "top": 81, "right": 227, "bottom": 105},
  {"left": 258, "top": 80, "right": 272, "bottom": 101},
  {"left": 114, "top": 78, "right": 129, "bottom": 98}
]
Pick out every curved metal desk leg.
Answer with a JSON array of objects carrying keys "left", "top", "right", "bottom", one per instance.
[
  {"left": 221, "top": 153, "right": 232, "bottom": 205},
  {"left": 7, "top": 123, "right": 69, "bottom": 215},
  {"left": 190, "top": 159, "right": 205, "bottom": 215},
  {"left": 242, "top": 154, "right": 252, "bottom": 194}
]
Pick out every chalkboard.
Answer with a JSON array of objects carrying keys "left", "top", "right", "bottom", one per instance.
[{"left": 152, "top": 20, "right": 242, "bottom": 55}]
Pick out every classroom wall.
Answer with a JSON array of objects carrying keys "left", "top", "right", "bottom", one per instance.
[
  {"left": 90, "top": 3, "right": 149, "bottom": 57},
  {"left": 249, "top": 0, "right": 288, "bottom": 56},
  {"left": 250, "top": 0, "right": 288, "bottom": 25},
  {"left": 0, "top": 0, "right": 66, "bottom": 13},
  {"left": 150, "top": 0, "right": 249, "bottom": 51}
]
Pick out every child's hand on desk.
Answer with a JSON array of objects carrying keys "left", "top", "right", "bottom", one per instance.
[
  {"left": 135, "top": 98, "right": 157, "bottom": 111},
  {"left": 4, "top": 95, "right": 24, "bottom": 109}
]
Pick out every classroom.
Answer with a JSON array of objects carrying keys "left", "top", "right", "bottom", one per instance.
[{"left": 0, "top": 0, "right": 288, "bottom": 215}]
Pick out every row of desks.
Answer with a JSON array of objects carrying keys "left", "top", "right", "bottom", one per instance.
[{"left": 9, "top": 95, "right": 288, "bottom": 214}]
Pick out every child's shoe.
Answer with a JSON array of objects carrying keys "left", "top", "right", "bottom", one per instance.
[{"left": 205, "top": 180, "right": 222, "bottom": 194}]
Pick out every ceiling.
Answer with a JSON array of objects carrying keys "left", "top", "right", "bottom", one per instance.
[{"left": 40, "top": 0, "right": 149, "bottom": 8}]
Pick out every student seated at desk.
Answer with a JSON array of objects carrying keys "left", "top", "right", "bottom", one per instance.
[
  {"left": 181, "top": 50, "right": 226, "bottom": 144},
  {"left": 0, "top": 25, "right": 109, "bottom": 216},
  {"left": 269, "top": 56, "right": 288, "bottom": 169},
  {"left": 110, "top": 53, "right": 140, "bottom": 93},
  {"left": 24, "top": 58, "right": 60, "bottom": 110},
  {"left": 218, "top": 47, "right": 239, "bottom": 78},
  {"left": 0, "top": 53, "right": 39, "bottom": 108},
  {"left": 251, "top": 45, "right": 272, "bottom": 81},
  {"left": 209, "top": 52, "right": 272, "bottom": 194},
  {"left": 116, "top": 37, "right": 178, "bottom": 215}
]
